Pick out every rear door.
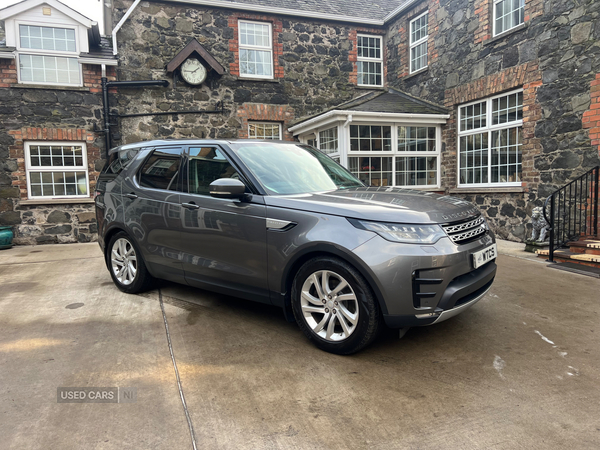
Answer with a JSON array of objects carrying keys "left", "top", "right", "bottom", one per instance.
[
  {"left": 123, "top": 146, "right": 185, "bottom": 283},
  {"left": 178, "top": 145, "right": 270, "bottom": 303}
]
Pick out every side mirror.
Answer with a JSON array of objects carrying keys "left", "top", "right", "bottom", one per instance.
[{"left": 209, "top": 178, "right": 247, "bottom": 199}]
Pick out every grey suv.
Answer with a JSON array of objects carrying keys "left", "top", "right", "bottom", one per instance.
[{"left": 95, "top": 139, "right": 497, "bottom": 354}]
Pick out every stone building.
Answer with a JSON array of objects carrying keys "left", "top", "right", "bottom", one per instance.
[{"left": 0, "top": 0, "right": 599, "bottom": 244}]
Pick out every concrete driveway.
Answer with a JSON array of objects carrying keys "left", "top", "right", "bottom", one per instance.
[{"left": 0, "top": 241, "right": 599, "bottom": 449}]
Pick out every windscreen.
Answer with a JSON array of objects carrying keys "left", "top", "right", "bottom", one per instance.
[{"left": 230, "top": 142, "right": 364, "bottom": 195}]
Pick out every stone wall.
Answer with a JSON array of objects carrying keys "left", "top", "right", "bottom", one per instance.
[
  {"left": 0, "top": 62, "right": 115, "bottom": 244},
  {"left": 112, "top": 0, "right": 384, "bottom": 144},
  {"left": 387, "top": 0, "right": 600, "bottom": 240}
]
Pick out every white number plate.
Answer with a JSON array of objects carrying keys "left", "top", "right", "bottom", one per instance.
[{"left": 472, "top": 243, "right": 497, "bottom": 269}]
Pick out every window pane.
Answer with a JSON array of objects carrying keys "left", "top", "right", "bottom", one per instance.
[
  {"left": 19, "top": 25, "right": 77, "bottom": 52},
  {"left": 248, "top": 122, "right": 281, "bottom": 139},
  {"left": 19, "top": 55, "right": 80, "bottom": 85},
  {"left": 319, "top": 127, "right": 338, "bottom": 155},
  {"left": 494, "top": 0, "right": 524, "bottom": 35},
  {"left": 188, "top": 147, "right": 239, "bottom": 195},
  {"left": 350, "top": 126, "right": 391, "bottom": 152},
  {"left": 398, "top": 126, "right": 436, "bottom": 152},
  {"left": 348, "top": 156, "right": 392, "bottom": 186},
  {"left": 139, "top": 148, "right": 182, "bottom": 191}
]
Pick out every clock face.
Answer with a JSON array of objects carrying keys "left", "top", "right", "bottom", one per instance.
[{"left": 180, "top": 58, "right": 207, "bottom": 85}]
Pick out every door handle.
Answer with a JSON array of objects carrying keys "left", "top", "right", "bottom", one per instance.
[
  {"left": 125, "top": 193, "right": 138, "bottom": 199},
  {"left": 181, "top": 202, "right": 200, "bottom": 210}
]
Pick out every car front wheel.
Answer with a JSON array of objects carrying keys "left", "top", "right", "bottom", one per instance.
[{"left": 291, "top": 256, "right": 381, "bottom": 354}]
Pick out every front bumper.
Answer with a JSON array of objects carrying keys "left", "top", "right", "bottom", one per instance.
[{"left": 351, "top": 232, "right": 497, "bottom": 328}]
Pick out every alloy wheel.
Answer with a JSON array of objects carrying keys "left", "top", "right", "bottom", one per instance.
[
  {"left": 111, "top": 238, "right": 137, "bottom": 285},
  {"left": 300, "top": 270, "right": 359, "bottom": 342}
]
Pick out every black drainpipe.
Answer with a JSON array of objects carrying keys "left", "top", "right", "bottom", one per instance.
[{"left": 100, "top": 77, "right": 170, "bottom": 158}]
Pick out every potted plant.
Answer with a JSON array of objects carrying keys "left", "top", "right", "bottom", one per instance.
[{"left": 0, "top": 226, "right": 14, "bottom": 249}]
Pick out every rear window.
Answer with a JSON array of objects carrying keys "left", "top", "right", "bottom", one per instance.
[
  {"left": 102, "top": 148, "right": 140, "bottom": 176},
  {"left": 138, "top": 148, "right": 181, "bottom": 191}
]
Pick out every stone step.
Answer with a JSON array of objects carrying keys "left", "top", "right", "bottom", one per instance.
[
  {"left": 536, "top": 248, "right": 600, "bottom": 269},
  {"left": 568, "top": 238, "right": 600, "bottom": 255}
]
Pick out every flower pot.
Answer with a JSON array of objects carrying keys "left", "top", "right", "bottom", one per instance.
[{"left": 0, "top": 226, "right": 14, "bottom": 249}]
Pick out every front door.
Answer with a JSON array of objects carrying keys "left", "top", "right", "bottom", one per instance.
[{"left": 179, "top": 145, "right": 269, "bottom": 303}]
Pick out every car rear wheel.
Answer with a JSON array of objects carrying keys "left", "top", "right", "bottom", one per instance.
[
  {"left": 107, "top": 232, "right": 153, "bottom": 294},
  {"left": 291, "top": 256, "right": 381, "bottom": 354}
]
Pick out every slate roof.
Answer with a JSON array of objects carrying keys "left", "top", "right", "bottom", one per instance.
[
  {"left": 80, "top": 37, "right": 116, "bottom": 61},
  {"left": 173, "top": 0, "right": 416, "bottom": 22},
  {"left": 290, "top": 89, "right": 448, "bottom": 128},
  {"left": 340, "top": 88, "right": 447, "bottom": 114}
]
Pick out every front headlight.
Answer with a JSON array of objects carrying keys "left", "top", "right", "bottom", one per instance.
[{"left": 351, "top": 219, "right": 446, "bottom": 244}]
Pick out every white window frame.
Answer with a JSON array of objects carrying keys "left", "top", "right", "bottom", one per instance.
[
  {"left": 25, "top": 141, "right": 90, "bottom": 199},
  {"left": 356, "top": 34, "right": 383, "bottom": 87},
  {"left": 347, "top": 123, "right": 441, "bottom": 189},
  {"left": 317, "top": 126, "right": 340, "bottom": 162},
  {"left": 493, "top": 0, "right": 525, "bottom": 37},
  {"left": 457, "top": 89, "right": 524, "bottom": 188},
  {"left": 248, "top": 122, "right": 282, "bottom": 139},
  {"left": 409, "top": 11, "right": 429, "bottom": 74},
  {"left": 238, "top": 20, "right": 273, "bottom": 80},
  {"left": 15, "top": 20, "right": 82, "bottom": 87}
]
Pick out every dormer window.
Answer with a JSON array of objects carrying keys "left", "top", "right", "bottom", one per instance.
[{"left": 17, "top": 24, "right": 81, "bottom": 85}]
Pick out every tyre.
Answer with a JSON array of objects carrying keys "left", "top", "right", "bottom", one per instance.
[
  {"left": 106, "top": 231, "right": 153, "bottom": 294},
  {"left": 291, "top": 256, "right": 381, "bottom": 354}
]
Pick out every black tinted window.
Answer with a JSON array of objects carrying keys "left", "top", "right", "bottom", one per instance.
[
  {"left": 139, "top": 148, "right": 181, "bottom": 191},
  {"left": 103, "top": 148, "right": 139, "bottom": 175},
  {"left": 188, "top": 147, "right": 240, "bottom": 195}
]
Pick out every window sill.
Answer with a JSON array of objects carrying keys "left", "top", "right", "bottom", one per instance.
[
  {"left": 13, "top": 84, "right": 89, "bottom": 92},
  {"left": 449, "top": 186, "right": 526, "bottom": 194},
  {"left": 484, "top": 23, "right": 528, "bottom": 46},
  {"left": 235, "top": 76, "right": 280, "bottom": 83},
  {"left": 18, "top": 198, "right": 95, "bottom": 206},
  {"left": 404, "top": 67, "right": 428, "bottom": 81},
  {"left": 356, "top": 85, "right": 386, "bottom": 90}
]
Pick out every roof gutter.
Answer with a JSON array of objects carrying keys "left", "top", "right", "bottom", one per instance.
[
  {"left": 382, "top": 0, "right": 423, "bottom": 23},
  {"left": 112, "top": 0, "right": 141, "bottom": 55},
  {"left": 289, "top": 110, "right": 450, "bottom": 135}
]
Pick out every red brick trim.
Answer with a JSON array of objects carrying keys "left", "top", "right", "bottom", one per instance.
[
  {"left": 474, "top": 0, "right": 543, "bottom": 44},
  {"left": 228, "top": 13, "right": 284, "bottom": 79},
  {"left": 583, "top": 74, "right": 600, "bottom": 157},
  {"left": 0, "top": 58, "right": 17, "bottom": 87},
  {"left": 236, "top": 104, "right": 295, "bottom": 140},
  {"left": 443, "top": 61, "right": 542, "bottom": 191},
  {"left": 83, "top": 65, "right": 117, "bottom": 93},
  {"left": 6, "top": 128, "right": 102, "bottom": 199},
  {"left": 394, "top": 1, "right": 437, "bottom": 79}
]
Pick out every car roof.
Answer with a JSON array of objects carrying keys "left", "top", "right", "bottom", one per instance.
[{"left": 108, "top": 139, "right": 299, "bottom": 155}]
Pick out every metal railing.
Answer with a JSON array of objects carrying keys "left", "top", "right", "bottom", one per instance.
[{"left": 543, "top": 166, "right": 599, "bottom": 262}]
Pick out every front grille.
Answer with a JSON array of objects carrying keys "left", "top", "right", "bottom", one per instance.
[{"left": 442, "top": 216, "right": 486, "bottom": 244}]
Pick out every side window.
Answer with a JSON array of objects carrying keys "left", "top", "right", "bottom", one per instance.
[
  {"left": 103, "top": 148, "right": 139, "bottom": 176},
  {"left": 139, "top": 148, "right": 182, "bottom": 191},
  {"left": 188, "top": 147, "right": 240, "bottom": 195}
]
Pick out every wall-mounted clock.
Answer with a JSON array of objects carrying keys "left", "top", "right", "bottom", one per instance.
[{"left": 180, "top": 58, "right": 207, "bottom": 85}]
